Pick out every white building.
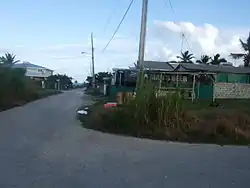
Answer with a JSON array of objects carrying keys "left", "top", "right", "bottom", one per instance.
[{"left": 13, "top": 61, "right": 53, "bottom": 79}]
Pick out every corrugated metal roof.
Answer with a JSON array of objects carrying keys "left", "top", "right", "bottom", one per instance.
[
  {"left": 13, "top": 62, "right": 52, "bottom": 71},
  {"left": 113, "top": 61, "right": 250, "bottom": 75},
  {"left": 175, "top": 63, "right": 250, "bottom": 74},
  {"left": 144, "top": 61, "right": 174, "bottom": 71}
]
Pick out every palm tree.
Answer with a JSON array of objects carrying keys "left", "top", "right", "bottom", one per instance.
[
  {"left": 230, "top": 32, "right": 250, "bottom": 67},
  {"left": 0, "top": 52, "right": 20, "bottom": 67},
  {"left": 177, "top": 50, "right": 194, "bottom": 63},
  {"left": 210, "top": 54, "right": 227, "bottom": 65},
  {"left": 196, "top": 55, "right": 210, "bottom": 64}
]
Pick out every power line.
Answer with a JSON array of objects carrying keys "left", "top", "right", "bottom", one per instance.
[
  {"left": 168, "top": 0, "right": 175, "bottom": 12},
  {"left": 103, "top": 0, "right": 120, "bottom": 33},
  {"left": 184, "top": 34, "right": 192, "bottom": 53},
  {"left": 101, "top": 0, "right": 135, "bottom": 53},
  {"left": 180, "top": 32, "right": 184, "bottom": 52},
  {"left": 181, "top": 31, "right": 193, "bottom": 53},
  {"left": 163, "top": 0, "right": 194, "bottom": 55},
  {"left": 163, "top": 0, "right": 175, "bottom": 13}
]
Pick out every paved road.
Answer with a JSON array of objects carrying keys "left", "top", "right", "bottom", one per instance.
[{"left": 0, "top": 90, "right": 249, "bottom": 188}]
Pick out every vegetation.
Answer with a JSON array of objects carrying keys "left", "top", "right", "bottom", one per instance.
[
  {"left": 79, "top": 32, "right": 250, "bottom": 146},
  {"left": 0, "top": 53, "right": 20, "bottom": 67},
  {"left": 80, "top": 84, "right": 250, "bottom": 145},
  {"left": 196, "top": 55, "right": 210, "bottom": 64},
  {"left": 0, "top": 52, "right": 62, "bottom": 111},
  {"left": 231, "top": 32, "right": 250, "bottom": 67},
  {"left": 86, "top": 72, "right": 112, "bottom": 88},
  {"left": 84, "top": 88, "right": 103, "bottom": 97},
  {"left": 46, "top": 74, "right": 73, "bottom": 90},
  {"left": 177, "top": 50, "right": 194, "bottom": 63},
  {"left": 210, "top": 53, "right": 227, "bottom": 65}
]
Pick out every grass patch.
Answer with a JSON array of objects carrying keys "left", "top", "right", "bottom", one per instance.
[
  {"left": 84, "top": 88, "right": 103, "bottom": 96},
  {"left": 79, "top": 83, "right": 250, "bottom": 145},
  {"left": 0, "top": 89, "right": 61, "bottom": 111}
]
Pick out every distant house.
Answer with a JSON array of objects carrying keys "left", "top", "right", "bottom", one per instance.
[
  {"left": 174, "top": 63, "right": 250, "bottom": 100},
  {"left": 13, "top": 61, "right": 53, "bottom": 79}
]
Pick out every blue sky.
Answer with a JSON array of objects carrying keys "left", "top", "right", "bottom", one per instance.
[{"left": 0, "top": 0, "right": 249, "bottom": 81}]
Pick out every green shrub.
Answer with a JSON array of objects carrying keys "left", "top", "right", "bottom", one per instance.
[
  {"left": 85, "top": 88, "right": 102, "bottom": 96},
  {"left": 82, "top": 81, "right": 186, "bottom": 139},
  {"left": 0, "top": 67, "right": 27, "bottom": 106},
  {"left": 0, "top": 67, "right": 61, "bottom": 111},
  {"left": 81, "top": 81, "right": 250, "bottom": 145}
]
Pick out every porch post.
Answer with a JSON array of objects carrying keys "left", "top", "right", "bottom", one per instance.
[
  {"left": 119, "top": 71, "right": 122, "bottom": 86},
  {"left": 192, "top": 74, "right": 196, "bottom": 103},
  {"left": 176, "top": 72, "right": 179, "bottom": 88},
  {"left": 198, "top": 80, "right": 200, "bottom": 99},
  {"left": 114, "top": 71, "right": 117, "bottom": 85},
  {"left": 159, "top": 72, "right": 162, "bottom": 89},
  {"left": 212, "top": 74, "right": 217, "bottom": 102}
]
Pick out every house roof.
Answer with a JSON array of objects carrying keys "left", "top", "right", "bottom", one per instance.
[
  {"left": 175, "top": 63, "right": 250, "bottom": 74},
  {"left": 143, "top": 61, "right": 174, "bottom": 71},
  {"left": 13, "top": 62, "right": 53, "bottom": 71},
  {"left": 113, "top": 61, "right": 174, "bottom": 72},
  {"left": 113, "top": 61, "right": 250, "bottom": 75}
]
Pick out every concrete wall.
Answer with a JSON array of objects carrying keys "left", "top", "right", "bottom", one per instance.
[{"left": 214, "top": 83, "right": 250, "bottom": 99}]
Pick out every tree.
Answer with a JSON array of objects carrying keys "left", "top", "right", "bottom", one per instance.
[
  {"left": 177, "top": 50, "right": 195, "bottom": 63},
  {"left": 210, "top": 54, "right": 227, "bottom": 65},
  {"left": 46, "top": 74, "right": 73, "bottom": 90},
  {"left": 95, "top": 72, "right": 112, "bottom": 84},
  {"left": 86, "top": 72, "right": 112, "bottom": 86},
  {"left": 196, "top": 55, "right": 210, "bottom": 64},
  {"left": 230, "top": 32, "right": 250, "bottom": 67},
  {"left": 0, "top": 52, "right": 20, "bottom": 67}
]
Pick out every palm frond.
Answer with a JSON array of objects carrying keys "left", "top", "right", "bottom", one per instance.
[
  {"left": 239, "top": 39, "right": 248, "bottom": 51},
  {"left": 0, "top": 52, "right": 20, "bottom": 66},
  {"left": 13, "top": 60, "right": 20, "bottom": 64},
  {"left": 214, "top": 54, "right": 220, "bottom": 60},
  {"left": 247, "top": 32, "right": 250, "bottom": 50},
  {"left": 187, "top": 54, "right": 194, "bottom": 59},
  {"left": 183, "top": 51, "right": 189, "bottom": 56}
]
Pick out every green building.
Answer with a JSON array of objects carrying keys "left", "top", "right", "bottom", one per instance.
[{"left": 109, "top": 61, "right": 250, "bottom": 100}]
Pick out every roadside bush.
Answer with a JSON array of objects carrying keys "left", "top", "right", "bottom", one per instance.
[
  {"left": 0, "top": 67, "right": 27, "bottom": 107},
  {"left": 85, "top": 88, "right": 103, "bottom": 96},
  {"left": 81, "top": 81, "right": 250, "bottom": 145},
  {"left": 0, "top": 67, "right": 61, "bottom": 111},
  {"left": 82, "top": 81, "right": 187, "bottom": 138}
]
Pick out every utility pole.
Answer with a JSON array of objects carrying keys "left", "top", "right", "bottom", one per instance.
[
  {"left": 137, "top": 0, "right": 148, "bottom": 86},
  {"left": 91, "top": 32, "right": 95, "bottom": 88}
]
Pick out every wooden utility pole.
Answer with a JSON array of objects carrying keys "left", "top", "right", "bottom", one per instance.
[
  {"left": 91, "top": 32, "right": 95, "bottom": 88},
  {"left": 137, "top": 0, "right": 148, "bottom": 69},
  {"left": 137, "top": 0, "right": 148, "bottom": 87}
]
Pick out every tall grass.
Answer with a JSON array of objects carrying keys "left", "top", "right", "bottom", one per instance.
[
  {"left": 81, "top": 80, "right": 250, "bottom": 145},
  {"left": 125, "top": 81, "right": 186, "bottom": 137},
  {"left": 89, "top": 80, "right": 187, "bottom": 138}
]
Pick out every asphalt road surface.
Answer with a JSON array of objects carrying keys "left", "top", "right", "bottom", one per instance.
[{"left": 0, "top": 90, "right": 249, "bottom": 188}]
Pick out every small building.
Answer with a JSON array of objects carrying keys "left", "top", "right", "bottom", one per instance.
[
  {"left": 13, "top": 61, "right": 53, "bottom": 88},
  {"left": 109, "top": 61, "right": 250, "bottom": 100},
  {"left": 13, "top": 61, "right": 53, "bottom": 79},
  {"left": 175, "top": 63, "right": 250, "bottom": 99}
]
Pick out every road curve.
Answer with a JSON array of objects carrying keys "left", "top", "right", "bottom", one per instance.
[{"left": 0, "top": 90, "right": 249, "bottom": 188}]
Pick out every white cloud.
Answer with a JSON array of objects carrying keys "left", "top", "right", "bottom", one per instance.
[
  {"left": 153, "top": 21, "right": 248, "bottom": 61},
  {"left": 0, "top": 21, "right": 248, "bottom": 81}
]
